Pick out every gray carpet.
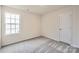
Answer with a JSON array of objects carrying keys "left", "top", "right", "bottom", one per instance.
[
  {"left": 33, "top": 39, "right": 79, "bottom": 53},
  {"left": 0, "top": 37, "right": 79, "bottom": 53}
]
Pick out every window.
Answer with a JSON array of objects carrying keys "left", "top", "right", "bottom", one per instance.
[{"left": 5, "top": 13, "right": 20, "bottom": 35}]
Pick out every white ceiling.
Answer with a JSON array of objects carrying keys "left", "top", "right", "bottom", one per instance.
[{"left": 6, "top": 5, "right": 67, "bottom": 15}]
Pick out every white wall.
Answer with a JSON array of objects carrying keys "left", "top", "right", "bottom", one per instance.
[
  {"left": 1, "top": 5, "right": 79, "bottom": 48},
  {"left": 41, "top": 6, "right": 73, "bottom": 41},
  {"left": 2, "top": 6, "right": 41, "bottom": 46},
  {"left": 41, "top": 6, "right": 79, "bottom": 48},
  {"left": 41, "top": 12, "right": 59, "bottom": 41},
  {"left": 71, "top": 6, "right": 79, "bottom": 48},
  {"left": 0, "top": 5, "right": 1, "bottom": 48}
]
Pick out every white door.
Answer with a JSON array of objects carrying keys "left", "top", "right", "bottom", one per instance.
[{"left": 59, "top": 12, "right": 72, "bottom": 44}]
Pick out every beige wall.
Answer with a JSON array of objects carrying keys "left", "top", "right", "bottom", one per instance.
[
  {"left": 41, "top": 6, "right": 79, "bottom": 48},
  {"left": 2, "top": 6, "right": 41, "bottom": 46}
]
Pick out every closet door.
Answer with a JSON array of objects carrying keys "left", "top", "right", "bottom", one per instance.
[{"left": 59, "top": 12, "right": 72, "bottom": 44}]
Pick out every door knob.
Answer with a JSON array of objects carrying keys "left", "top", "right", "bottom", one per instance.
[{"left": 59, "top": 28, "right": 62, "bottom": 31}]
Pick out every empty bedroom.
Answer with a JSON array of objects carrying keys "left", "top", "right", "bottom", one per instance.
[{"left": 0, "top": 5, "right": 79, "bottom": 53}]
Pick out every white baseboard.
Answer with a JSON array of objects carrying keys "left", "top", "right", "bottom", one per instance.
[{"left": 71, "top": 44, "right": 79, "bottom": 48}]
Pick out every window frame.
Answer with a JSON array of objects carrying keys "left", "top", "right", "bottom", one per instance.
[{"left": 5, "top": 12, "right": 20, "bottom": 35}]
